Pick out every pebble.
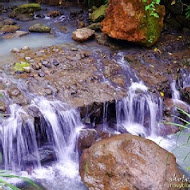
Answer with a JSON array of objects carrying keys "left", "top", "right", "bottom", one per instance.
[
  {"left": 38, "top": 71, "right": 45, "bottom": 77},
  {"left": 52, "top": 59, "right": 59, "bottom": 66},
  {"left": 22, "top": 46, "right": 30, "bottom": 51},
  {"left": 45, "top": 88, "right": 53, "bottom": 95},
  {"left": 25, "top": 57, "right": 31, "bottom": 61},
  {"left": 23, "top": 66, "right": 31, "bottom": 73},
  {"left": 20, "top": 53, "right": 25, "bottom": 58},
  {"left": 11, "top": 48, "right": 20, "bottom": 53},
  {"left": 41, "top": 60, "right": 51, "bottom": 68}
]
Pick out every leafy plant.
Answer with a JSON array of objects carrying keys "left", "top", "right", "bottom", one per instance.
[
  {"left": 185, "top": 5, "right": 190, "bottom": 19},
  {"left": 143, "top": 0, "right": 161, "bottom": 18},
  {"left": 164, "top": 107, "right": 190, "bottom": 170},
  {"left": 0, "top": 170, "right": 41, "bottom": 190}
]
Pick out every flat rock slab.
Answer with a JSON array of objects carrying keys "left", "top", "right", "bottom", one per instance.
[{"left": 6, "top": 45, "right": 126, "bottom": 109}]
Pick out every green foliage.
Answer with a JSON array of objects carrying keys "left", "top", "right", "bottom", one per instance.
[
  {"left": 14, "top": 62, "right": 30, "bottom": 72},
  {"left": 0, "top": 170, "right": 41, "bottom": 190},
  {"left": 164, "top": 107, "right": 190, "bottom": 170},
  {"left": 185, "top": 6, "right": 190, "bottom": 19},
  {"left": 144, "top": 0, "right": 160, "bottom": 18}
]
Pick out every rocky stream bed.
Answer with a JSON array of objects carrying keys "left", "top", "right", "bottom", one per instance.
[{"left": 0, "top": 0, "right": 190, "bottom": 190}]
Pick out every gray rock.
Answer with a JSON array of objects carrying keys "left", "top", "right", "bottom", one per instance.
[{"left": 72, "top": 28, "right": 95, "bottom": 42}]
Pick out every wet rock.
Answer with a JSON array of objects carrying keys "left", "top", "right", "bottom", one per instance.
[
  {"left": 45, "top": 88, "right": 53, "bottom": 95},
  {"left": 13, "top": 3, "right": 41, "bottom": 15},
  {"left": 38, "top": 71, "right": 45, "bottom": 77},
  {"left": 181, "top": 87, "right": 190, "bottom": 104},
  {"left": 0, "top": 21, "right": 4, "bottom": 28},
  {"left": 23, "top": 66, "right": 31, "bottom": 73},
  {"left": 90, "top": 5, "right": 107, "bottom": 23},
  {"left": 29, "top": 23, "right": 51, "bottom": 33},
  {"left": 22, "top": 46, "right": 30, "bottom": 51},
  {"left": 78, "top": 128, "right": 97, "bottom": 153},
  {"left": 32, "top": 63, "right": 41, "bottom": 70},
  {"left": 101, "top": 0, "right": 165, "bottom": 47},
  {"left": 3, "top": 18, "right": 16, "bottom": 25},
  {"left": 51, "top": 59, "right": 59, "bottom": 66},
  {"left": 3, "top": 30, "right": 29, "bottom": 39},
  {"left": 41, "top": 59, "right": 51, "bottom": 68},
  {"left": 8, "top": 87, "right": 21, "bottom": 97},
  {"left": 11, "top": 48, "right": 20, "bottom": 53},
  {"left": 0, "top": 101, "right": 6, "bottom": 112},
  {"left": 72, "top": 28, "right": 95, "bottom": 42},
  {"left": 47, "top": 10, "right": 61, "bottom": 17},
  {"left": 0, "top": 25, "right": 20, "bottom": 33},
  {"left": 15, "top": 13, "right": 34, "bottom": 21},
  {"left": 87, "top": 22, "right": 101, "bottom": 31},
  {"left": 78, "top": 21, "right": 85, "bottom": 29},
  {"left": 80, "top": 134, "right": 185, "bottom": 190}
]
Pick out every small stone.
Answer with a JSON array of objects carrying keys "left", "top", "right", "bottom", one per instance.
[
  {"left": 22, "top": 46, "right": 30, "bottom": 51},
  {"left": 52, "top": 59, "right": 59, "bottom": 66},
  {"left": 25, "top": 57, "right": 31, "bottom": 61},
  {"left": 41, "top": 60, "right": 51, "bottom": 68},
  {"left": 23, "top": 66, "right": 31, "bottom": 73},
  {"left": 10, "top": 88, "right": 20, "bottom": 97},
  {"left": 0, "top": 101, "right": 6, "bottom": 112},
  {"left": 52, "top": 49, "right": 59, "bottom": 52},
  {"left": 11, "top": 48, "right": 20, "bottom": 53},
  {"left": 20, "top": 53, "right": 25, "bottom": 58},
  {"left": 38, "top": 71, "right": 45, "bottom": 77},
  {"left": 45, "top": 88, "right": 52, "bottom": 95},
  {"left": 71, "top": 48, "right": 78, "bottom": 51}
]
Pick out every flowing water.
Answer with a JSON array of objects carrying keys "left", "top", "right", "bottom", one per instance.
[{"left": 0, "top": 1, "right": 190, "bottom": 189}]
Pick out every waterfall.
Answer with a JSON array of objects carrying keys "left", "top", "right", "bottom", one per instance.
[
  {"left": 0, "top": 104, "right": 40, "bottom": 171},
  {"left": 171, "top": 80, "right": 181, "bottom": 100},
  {"left": 116, "top": 82, "right": 163, "bottom": 137},
  {"left": 0, "top": 97, "right": 83, "bottom": 172}
]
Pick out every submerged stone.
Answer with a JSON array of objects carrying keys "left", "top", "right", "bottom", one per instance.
[{"left": 101, "top": 0, "right": 165, "bottom": 47}]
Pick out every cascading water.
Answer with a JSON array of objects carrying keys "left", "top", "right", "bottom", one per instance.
[
  {"left": 116, "top": 82, "right": 163, "bottom": 137},
  {"left": 0, "top": 104, "right": 40, "bottom": 171},
  {"left": 116, "top": 53, "right": 163, "bottom": 138},
  {"left": 0, "top": 95, "right": 85, "bottom": 189}
]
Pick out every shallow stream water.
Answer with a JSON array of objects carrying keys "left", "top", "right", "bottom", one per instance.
[{"left": 0, "top": 1, "right": 190, "bottom": 190}]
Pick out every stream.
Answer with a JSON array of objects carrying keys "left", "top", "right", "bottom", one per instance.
[{"left": 0, "top": 1, "right": 190, "bottom": 190}]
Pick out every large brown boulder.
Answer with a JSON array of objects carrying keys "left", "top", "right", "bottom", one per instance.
[
  {"left": 101, "top": 0, "right": 165, "bottom": 47},
  {"left": 80, "top": 134, "right": 186, "bottom": 190}
]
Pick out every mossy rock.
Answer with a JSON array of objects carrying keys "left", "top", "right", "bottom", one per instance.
[
  {"left": 0, "top": 25, "right": 20, "bottom": 33},
  {"left": 14, "top": 61, "right": 30, "bottom": 72},
  {"left": 90, "top": 5, "right": 107, "bottom": 23},
  {"left": 14, "top": 3, "right": 41, "bottom": 14},
  {"left": 29, "top": 23, "right": 51, "bottom": 33}
]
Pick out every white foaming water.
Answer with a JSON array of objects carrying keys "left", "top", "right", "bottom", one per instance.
[
  {"left": 0, "top": 104, "right": 40, "bottom": 171},
  {"left": 171, "top": 80, "right": 181, "bottom": 100},
  {"left": 0, "top": 96, "right": 84, "bottom": 180},
  {"left": 116, "top": 82, "right": 163, "bottom": 137}
]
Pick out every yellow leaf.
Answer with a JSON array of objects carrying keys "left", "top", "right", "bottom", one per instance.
[
  {"left": 154, "top": 48, "right": 158, "bottom": 52},
  {"left": 171, "top": 0, "right": 176, "bottom": 5},
  {"left": 160, "top": 92, "right": 164, "bottom": 97}
]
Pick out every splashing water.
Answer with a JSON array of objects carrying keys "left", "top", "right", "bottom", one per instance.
[{"left": 116, "top": 82, "right": 163, "bottom": 137}]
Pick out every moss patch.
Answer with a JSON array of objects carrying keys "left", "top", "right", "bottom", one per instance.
[
  {"left": 15, "top": 3, "right": 41, "bottom": 14},
  {"left": 14, "top": 61, "right": 30, "bottom": 72},
  {"left": 91, "top": 5, "right": 107, "bottom": 22}
]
